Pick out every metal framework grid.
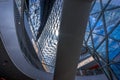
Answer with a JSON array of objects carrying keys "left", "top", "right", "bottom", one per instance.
[
  {"left": 84, "top": 0, "right": 120, "bottom": 80},
  {"left": 15, "top": 0, "right": 120, "bottom": 80}
]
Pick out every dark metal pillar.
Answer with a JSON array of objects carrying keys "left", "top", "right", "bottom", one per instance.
[{"left": 54, "top": 0, "right": 93, "bottom": 80}]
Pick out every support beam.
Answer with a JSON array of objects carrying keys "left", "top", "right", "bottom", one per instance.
[{"left": 54, "top": 0, "right": 93, "bottom": 80}]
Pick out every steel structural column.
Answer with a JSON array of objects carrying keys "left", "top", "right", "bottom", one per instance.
[{"left": 54, "top": 0, "right": 93, "bottom": 80}]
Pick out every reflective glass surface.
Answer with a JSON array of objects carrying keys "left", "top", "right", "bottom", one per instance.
[
  {"left": 28, "top": 0, "right": 41, "bottom": 38},
  {"left": 33, "top": 0, "right": 63, "bottom": 73},
  {"left": 15, "top": 0, "right": 120, "bottom": 79},
  {"left": 85, "top": 0, "right": 120, "bottom": 79}
]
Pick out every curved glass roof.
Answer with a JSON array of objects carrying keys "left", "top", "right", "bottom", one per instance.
[
  {"left": 84, "top": 0, "right": 120, "bottom": 79},
  {"left": 15, "top": 0, "right": 120, "bottom": 79}
]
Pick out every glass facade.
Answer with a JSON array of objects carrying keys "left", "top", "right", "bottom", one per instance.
[
  {"left": 15, "top": 0, "right": 120, "bottom": 79},
  {"left": 85, "top": 0, "right": 120, "bottom": 79},
  {"left": 37, "top": 0, "right": 63, "bottom": 72},
  {"left": 21, "top": 0, "right": 63, "bottom": 73},
  {"left": 28, "top": 0, "right": 41, "bottom": 37}
]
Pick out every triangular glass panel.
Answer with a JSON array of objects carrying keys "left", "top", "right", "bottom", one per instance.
[
  {"left": 92, "top": 33, "right": 104, "bottom": 48},
  {"left": 108, "top": 39, "right": 120, "bottom": 60},
  {"left": 91, "top": 0, "right": 102, "bottom": 14},
  {"left": 101, "top": 0, "right": 110, "bottom": 9},
  {"left": 110, "top": 24, "right": 120, "bottom": 41},
  {"left": 106, "top": 0, "right": 120, "bottom": 9},
  {"left": 87, "top": 36, "right": 93, "bottom": 48},
  {"left": 89, "top": 16, "right": 97, "bottom": 29},
  {"left": 110, "top": 64, "right": 120, "bottom": 80},
  {"left": 113, "top": 53, "right": 120, "bottom": 62},
  {"left": 104, "top": 8, "right": 120, "bottom": 33},
  {"left": 96, "top": 41, "right": 106, "bottom": 59},
  {"left": 93, "top": 17, "right": 105, "bottom": 36},
  {"left": 90, "top": 13, "right": 102, "bottom": 29}
]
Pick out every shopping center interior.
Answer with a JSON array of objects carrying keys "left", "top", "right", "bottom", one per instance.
[{"left": 0, "top": 0, "right": 120, "bottom": 80}]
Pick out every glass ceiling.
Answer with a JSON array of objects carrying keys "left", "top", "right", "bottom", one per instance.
[
  {"left": 84, "top": 0, "right": 120, "bottom": 79},
  {"left": 15, "top": 0, "right": 120, "bottom": 79}
]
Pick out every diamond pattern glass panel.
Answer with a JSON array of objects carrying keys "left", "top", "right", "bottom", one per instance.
[
  {"left": 28, "top": 0, "right": 41, "bottom": 38},
  {"left": 37, "top": 0, "right": 63, "bottom": 73}
]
